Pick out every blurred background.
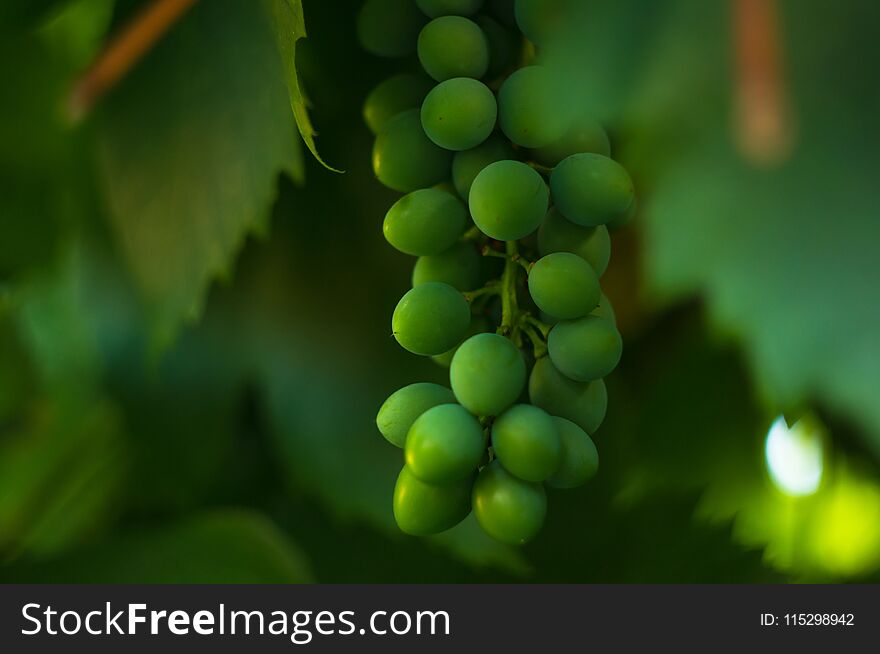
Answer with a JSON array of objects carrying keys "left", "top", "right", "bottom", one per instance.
[{"left": 0, "top": 0, "right": 878, "bottom": 583}]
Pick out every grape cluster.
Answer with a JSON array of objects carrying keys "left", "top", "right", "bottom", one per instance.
[{"left": 361, "top": 0, "right": 634, "bottom": 545}]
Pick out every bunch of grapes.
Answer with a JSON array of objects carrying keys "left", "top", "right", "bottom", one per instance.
[{"left": 361, "top": 0, "right": 634, "bottom": 545}]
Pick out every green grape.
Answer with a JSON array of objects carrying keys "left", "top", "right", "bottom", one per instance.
[
  {"left": 548, "top": 314, "right": 623, "bottom": 381},
  {"left": 432, "top": 316, "right": 490, "bottom": 367},
  {"left": 384, "top": 188, "right": 467, "bottom": 256},
  {"left": 451, "top": 135, "right": 516, "bottom": 200},
  {"left": 591, "top": 292, "right": 616, "bottom": 324},
  {"left": 528, "top": 252, "right": 600, "bottom": 320},
  {"left": 421, "top": 78, "right": 497, "bottom": 151},
  {"left": 607, "top": 197, "right": 637, "bottom": 231},
  {"left": 392, "top": 282, "right": 471, "bottom": 355},
  {"left": 531, "top": 114, "right": 610, "bottom": 167},
  {"left": 472, "top": 460, "right": 546, "bottom": 545},
  {"left": 450, "top": 332, "right": 526, "bottom": 416},
  {"left": 550, "top": 153, "right": 635, "bottom": 226},
  {"left": 497, "top": 66, "right": 570, "bottom": 148},
  {"left": 393, "top": 465, "right": 472, "bottom": 535},
  {"left": 492, "top": 404, "right": 561, "bottom": 482},
  {"left": 476, "top": 15, "right": 517, "bottom": 76},
  {"left": 416, "top": 0, "right": 484, "bottom": 17},
  {"left": 376, "top": 382, "right": 457, "bottom": 448},
  {"left": 528, "top": 356, "right": 607, "bottom": 433},
  {"left": 406, "top": 403, "right": 486, "bottom": 483},
  {"left": 514, "top": 0, "right": 571, "bottom": 45},
  {"left": 537, "top": 207, "right": 611, "bottom": 276},
  {"left": 358, "top": 0, "right": 427, "bottom": 58},
  {"left": 373, "top": 110, "right": 453, "bottom": 192},
  {"left": 364, "top": 74, "right": 434, "bottom": 134},
  {"left": 469, "top": 160, "right": 549, "bottom": 240},
  {"left": 547, "top": 417, "right": 598, "bottom": 489},
  {"left": 418, "top": 16, "right": 489, "bottom": 81},
  {"left": 413, "top": 241, "right": 481, "bottom": 291}
]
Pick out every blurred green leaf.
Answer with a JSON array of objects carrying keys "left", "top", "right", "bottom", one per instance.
[
  {"left": 95, "top": 0, "right": 303, "bottom": 351},
  {"left": 267, "top": 0, "right": 341, "bottom": 172},
  {"left": 1, "top": 509, "right": 313, "bottom": 583}
]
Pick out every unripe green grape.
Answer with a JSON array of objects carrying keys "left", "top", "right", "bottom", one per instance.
[
  {"left": 432, "top": 316, "right": 490, "bottom": 367},
  {"left": 393, "top": 465, "right": 472, "bottom": 535},
  {"left": 418, "top": 16, "right": 489, "bottom": 81},
  {"left": 550, "top": 153, "right": 635, "bottom": 226},
  {"left": 364, "top": 74, "right": 434, "bottom": 134},
  {"left": 393, "top": 282, "right": 471, "bottom": 355},
  {"left": 514, "top": 0, "right": 571, "bottom": 45},
  {"left": 592, "top": 292, "right": 616, "bottom": 324},
  {"left": 406, "top": 403, "right": 486, "bottom": 483},
  {"left": 607, "top": 197, "right": 637, "bottom": 231},
  {"left": 377, "top": 382, "right": 457, "bottom": 448},
  {"left": 537, "top": 207, "right": 611, "bottom": 276},
  {"left": 472, "top": 460, "right": 546, "bottom": 545},
  {"left": 450, "top": 333, "right": 526, "bottom": 416},
  {"left": 416, "top": 0, "right": 484, "bottom": 17},
  {"left": 384, "top": 188, "right": 467, "bottom": 256},
  {"left": 421, "top": 78, "right": 497, "bottom": 150},
  {"left": 497, "top": 66, "right": 570, "bottom": 148},
  {"left": 547, "top": 417, "right": 598, "bottom": 489},
  {"left": 451, "top": 135, "right": 516, "bottom": 200},
  {"left": 528, "top": 356, "right": 607, "bottom": 433},
  {"left": 476, "top": 15, "right": 517, "bottom": 76},
  {"left": 548, "top": 314, "right": 622, "bottom": 381},
  {"left": 373, "top": 110, "right": 453, "bottom": 192},
  {"left": 413, "top": 241, "right": 481, "bottom": 291},
  {"left": 531, "top": 114, "right": 610, "bottom": 167},
  {"left": 528, "top": 252, "right": 600, "bottom": 320},
  {"left": 469, "top": 160, "right": 549, "bottom": 240},
  {"left": 492, "top": 404, "right": 561, "bottom": 482},
  {"left": 357, "top": 0, "right": 427, "bottom": 58}
]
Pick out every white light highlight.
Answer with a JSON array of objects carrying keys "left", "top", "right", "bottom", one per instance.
[{"left": 765, "top": 415, "right": 824, "bottom": 497}]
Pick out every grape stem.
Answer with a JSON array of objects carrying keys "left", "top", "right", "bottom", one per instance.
[
  {"left": 463, "top": 282, "right": 500, "bottom": 303},
  {"left": 521, "top": 323, "right": 548, "bottom": 359},
  {"left": 498, "top": 241, "right": 519, "bottom": 338}
]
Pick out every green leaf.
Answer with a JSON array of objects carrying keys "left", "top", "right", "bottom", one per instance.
[
  {"left": 95, "top": 0, "right": 303, "bottom": 351},
  {"left": 267, "top": 0, "right": 342, "bottom": 172},
  {"left": 1, "top": 510, "right": 313, "bottom": 583}
]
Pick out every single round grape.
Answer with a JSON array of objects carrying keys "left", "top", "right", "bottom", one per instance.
[
  {"left": 528, "top": 357, "right": 607, "bottom": 433},
  {"left": 476, "top": 15, "right": 516, "bottom": 76},
  {"left": 376, "top": 382, "right": 457, "bottom": 448},
  {"left": 364, "top": 74, "right": 434, "bottom": 134},
  {"left": 531, "top": 114, "right": 610, "bottom": 167},
  {"left": 547, "top": 417, "right": 598, "bottom": 488},
  {"left": 392, "top": 282, "right": 471, "bottom": 355},
  {"left": 469, "top": 160, "right": 549, "bottom": 240},
  {"left": 432, "top": 316, "right": 490, "bottom": 367},
  {"left": 497, "top": 66, "right": 570, "bottom": 148},
  {"left": 373, "top": 110, "right": 453, "bottom": 192},
  {"left": 406, "top": 403, "right": 486, "bottom": 483},
  {"left": 528, "top": 252, "right": 600, "bottom": 320},
  {"left": 607, "top": 197, "right": 637, "bottom": 231},
  {"left": 450, "top": 333, "right": 526, "bottom": 416},
  {"left": 413, "top": 241, "right": 481, "bottom": 291},
  {"left": 591, "top": 292, "right": 616, "bottom": 324},
  {"left": 357, "top": 0, "right": 427, "bottom": 57},
  {"left": 384, "top": 188, "right": 467, "bottom": 256},
  {"left": 537, "top": 207, "right": 611, "bottom": 276},
  {"left": 514, "top": 0, "right": 571, "bottom": 45},
  {"left": 472, "top": 460, "right": 546, "bottom": 545},
  {"left": 418, "top": 16, "right": 489, "bottom": 82},
  {"left": 393, "top": 465, "right": 472, "bottom": 535},
  {"left": 548, "top": 314, "right": 623, "bottom": 381},
  {"left": 550, "top": 153, "right": 635, "bottom": 226},
  {"left": 416, "top": 0, "right": 484, "bottom": 17},
  {"left": 492, "top": 404, "right": 561, "bottom": 481},
  {"left": 451, "top": 135, "right": 516, "bottom": 200},
  {"left": 421, "top": 78, "right": 497, "bottom": 151}
]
